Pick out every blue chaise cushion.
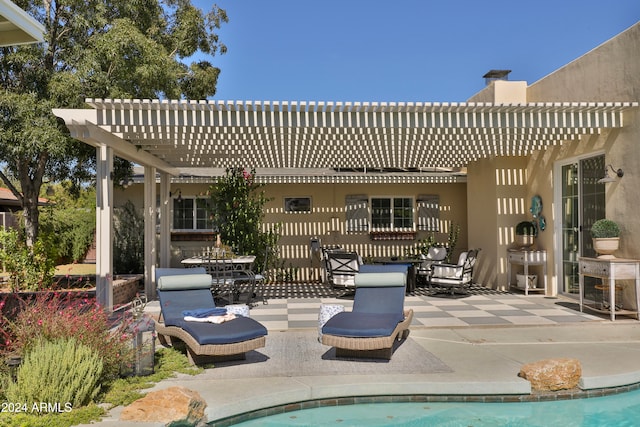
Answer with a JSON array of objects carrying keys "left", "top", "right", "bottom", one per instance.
[
  {"left": 322, "top": 312, "right": 402, "bottom": 338},
  {"left": 179, "top": 317, "right": 267, "bottom": 345}
]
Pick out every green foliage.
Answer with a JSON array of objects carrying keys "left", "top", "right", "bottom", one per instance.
[
  {"left": 102, "top": 347, "right": 201, "bottom": 407},
  {"left": 0, "top": 0, "right": 229, "bottom": 245},
  {"left": 1, "top": 292, "right": 131, "bottom": 383},
  {"left": 39, "top": 184, "right": 96, "bottom": 263},
  {"left": 0, "top": 404, "right": 104, "bottom": 427},
  {"left": 5, "top": 338, "right": 103, "bottom": 408},
  {"left": 591, "top": 219, "right": 620, "bottom": 238},
  {"left": 410, "top": 222, "right": 460, "bottom": 263},
  {"left": 0, "top": 337, "right": 198, "bottom": 427},
  {"left": 0, "top": 229, "right": 57, "bottom": 291},
  {"left": 446, "top": 223, "right": 461, "bottom": 263},
  {"left": 209, "top": 168, "right": 280, "bottom": 270},
  {"left": 515, "top": 221, "right": 537, "bottom": 236},
  {"left": 113, "top": 200, "right": 145, "bottom": 274}
]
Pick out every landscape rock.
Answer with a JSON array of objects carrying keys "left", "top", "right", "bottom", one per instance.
[
  {"left": 120, "top": 386, "right": 207, "bottom": 426},
  {"left": 518, "top": 358, "right": 582, "bottom": 391}
]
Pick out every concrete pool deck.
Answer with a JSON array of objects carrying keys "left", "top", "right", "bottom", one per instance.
[{"left": 86, "top": 293, "right": 640, "bottom": 426}]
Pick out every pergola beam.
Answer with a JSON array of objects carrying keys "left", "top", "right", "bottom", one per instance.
[{"left": 76, "top": 99, "right": 636, "bottom": 172}]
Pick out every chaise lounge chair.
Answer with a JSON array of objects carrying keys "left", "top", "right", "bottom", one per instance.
[
  {"left": 321, "top": 272, "right": 414, "bottom": 359},
  {"left": 154, "top": 268, "right": 267, "bottom": 365}
]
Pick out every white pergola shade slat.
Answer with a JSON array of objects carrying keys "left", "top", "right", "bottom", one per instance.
[{"left": 55, "top": 99, "right": 637, "bottom": 183}]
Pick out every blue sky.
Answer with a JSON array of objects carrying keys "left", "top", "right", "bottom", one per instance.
[{"left": 194, "top": 0, "right": 639, "bottom": 103}]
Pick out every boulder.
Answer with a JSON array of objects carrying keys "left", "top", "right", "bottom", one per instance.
[
  {"left": 120, "top": 386, "right": 207, "bottom": 426},
  {"left": 518, "top": 358, "right": 582, "bottom": 391}
]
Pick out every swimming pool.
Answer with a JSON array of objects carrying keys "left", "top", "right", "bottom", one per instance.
[{"left": 229, "top": 388, "right": 640, "bottom": 426}]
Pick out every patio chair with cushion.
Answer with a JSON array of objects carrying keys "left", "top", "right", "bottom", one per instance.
[
  {"left": 428, "top": 249, "right": 480, "bottom": 295},
  {"left": 416, "top": 246, "right": 448, "bottom": 286},
  {"left": 323, "top": 249, "right": 361, "bottom": 289},
  {"left": 321, "top": 272, "right": 414, "bottom": 359},
  {"left": 154, "top": 268, "right": 267, "bottom": 365}
]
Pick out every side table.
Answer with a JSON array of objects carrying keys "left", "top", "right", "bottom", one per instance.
[
  {"left": 578, "top": 257, "right": 640, "bottom": 321},
  {"left": 507, "top": 249, "right": 547, "bottom": 295}
]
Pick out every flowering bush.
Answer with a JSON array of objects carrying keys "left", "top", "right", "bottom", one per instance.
[{"left": 0, "top": 292, "right": 132, "bottom": 383}]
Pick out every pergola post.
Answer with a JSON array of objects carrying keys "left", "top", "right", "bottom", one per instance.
[
  {"left": 159, "top": 172, "right": 171, "bottom": 268},
  {"left": 144, "top": 166, "right": 157, "bottom": 299},
  {"left": 95, "top": 145, "right": 114, "bottom": 310}
]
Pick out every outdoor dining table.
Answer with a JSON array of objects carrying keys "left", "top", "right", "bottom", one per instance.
[
  {"left": 181, "top": 255, "right": 257, "bottom": 304},
  {"left": 180, "top": 255, "right": 256, "bottom": 270}
]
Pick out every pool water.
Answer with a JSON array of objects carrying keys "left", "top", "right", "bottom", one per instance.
[{"left": 230, "top": 388, "right": 640, "bottom": 426}]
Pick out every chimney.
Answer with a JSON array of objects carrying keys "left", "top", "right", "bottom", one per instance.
[{"left": 483, "top": 69, "right": 511, "bottom": 86}]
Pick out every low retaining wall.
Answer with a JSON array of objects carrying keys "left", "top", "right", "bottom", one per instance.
[{"left": 113, "top": 274, "right": 144, "bottom": 307}]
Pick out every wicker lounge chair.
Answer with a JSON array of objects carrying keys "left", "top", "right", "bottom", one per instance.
[
  {"left": 321, "top": 272, "right": 413, "bottom": 359},
  {"left": 154, "top": 268, "right": 267, "bottom": 365}
]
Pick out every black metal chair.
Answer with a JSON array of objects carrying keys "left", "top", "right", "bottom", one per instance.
[{"left": 323, "top": 249, "right": 361, "bottom": 289}]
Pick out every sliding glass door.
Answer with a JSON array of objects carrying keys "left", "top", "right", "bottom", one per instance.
[{"left": 559, "top": 155, "right": 605, "bottom": 296}]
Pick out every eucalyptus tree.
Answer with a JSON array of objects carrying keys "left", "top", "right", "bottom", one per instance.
[{"left": 0, "top": 0, "right": 228, "bottom": 245}]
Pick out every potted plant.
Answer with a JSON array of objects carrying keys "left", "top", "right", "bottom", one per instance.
[
  {"left": 515, "top": 221, "right": 537, "bottom": 248},
  {"left": 591, "top": 219, "right": 620, "bottom": 259}
]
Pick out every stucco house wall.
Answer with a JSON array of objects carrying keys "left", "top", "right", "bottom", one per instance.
[
  {"left": 116, "top": 181, "right": 468, "bottom": 282},
  {"left": 465, "top": 22, "right": 640, "bottom": 295},
  {"left": 527, "top": 22, "right": 640, "bottom": 260}
]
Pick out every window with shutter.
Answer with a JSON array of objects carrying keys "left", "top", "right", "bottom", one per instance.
[
  {"left": 417, "top": 195, "right": 440, "bottom": 231},
  {"left": 345, "top": 195, "right": 369, "bottom": 232}
]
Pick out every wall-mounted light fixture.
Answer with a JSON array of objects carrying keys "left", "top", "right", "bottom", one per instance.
[
  {"left": 597, "top": 164, "right": 624, "bottom": 184},
  {"left": 119, "top": 178, "right": 134, "bottom": 188},
  {"left": 170, "top": 188, "right": 182, "bottom": 202}
]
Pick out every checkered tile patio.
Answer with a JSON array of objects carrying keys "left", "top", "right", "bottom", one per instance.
[{"left": 245, "top": 283, "right": 602, "bottom": 331}]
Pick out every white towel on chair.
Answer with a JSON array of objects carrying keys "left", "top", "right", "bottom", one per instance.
[{"left": 184, "top": 313, "right": 237, "bottom": 324}]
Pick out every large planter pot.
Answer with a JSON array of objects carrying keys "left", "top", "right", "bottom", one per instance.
[
  {"left": 516, "top": 235, "right": 535, "bottom": 248},
  {"left": 593, "top": 237, "right": 620, "bottom": 259}
]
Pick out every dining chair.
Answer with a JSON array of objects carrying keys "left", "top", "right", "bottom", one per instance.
[{"left": 207, "top": 254, "right": 237, "bottom": 305}]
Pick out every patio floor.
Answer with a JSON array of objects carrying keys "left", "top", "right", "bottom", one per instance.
[
  {"left": 228, "top": 282, "right": 604, "bottom": 331},
  {"left": 90, "top": 282, "right": 640, "bottom": 427}
]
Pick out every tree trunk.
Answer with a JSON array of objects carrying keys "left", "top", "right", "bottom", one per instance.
[
  {"left": 20, "top": 179, "right": 41, "bottom": 247},
  {"left": 15, "top": 151, "right": 48, "bottom": 247}
]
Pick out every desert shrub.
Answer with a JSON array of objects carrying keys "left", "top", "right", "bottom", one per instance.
[
  {"left": 4, "top": 337, "right": 103, "bottom": 408},
  {"left": 0, "top": 229, "right": 57, "bottom": 292},
  {"left": 1, "top": 292, "right": 131, "bottom": 383}
]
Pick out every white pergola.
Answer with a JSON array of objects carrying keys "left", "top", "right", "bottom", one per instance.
[
  {"left": 0, "top": 0, "right": 44, "bottom": 46},
  {"left": 54, "top": 99, "right": 638, "bottom": 309}
]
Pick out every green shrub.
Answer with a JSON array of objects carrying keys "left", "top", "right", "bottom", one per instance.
[
  {"left": 209, "top": 168, "right": 280, "bottom": 270},
  {"left": 5, "top": 338, "right": 103, "bottom": 408},
  {"left": 1, "top": 292, "right": 131, "bottom": 383},
  {"left": 591, "top": 219, "right": 620, "bottom": 238},
  {"left": 0, "top": 229, "right": 57, "bottom": 291}
]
